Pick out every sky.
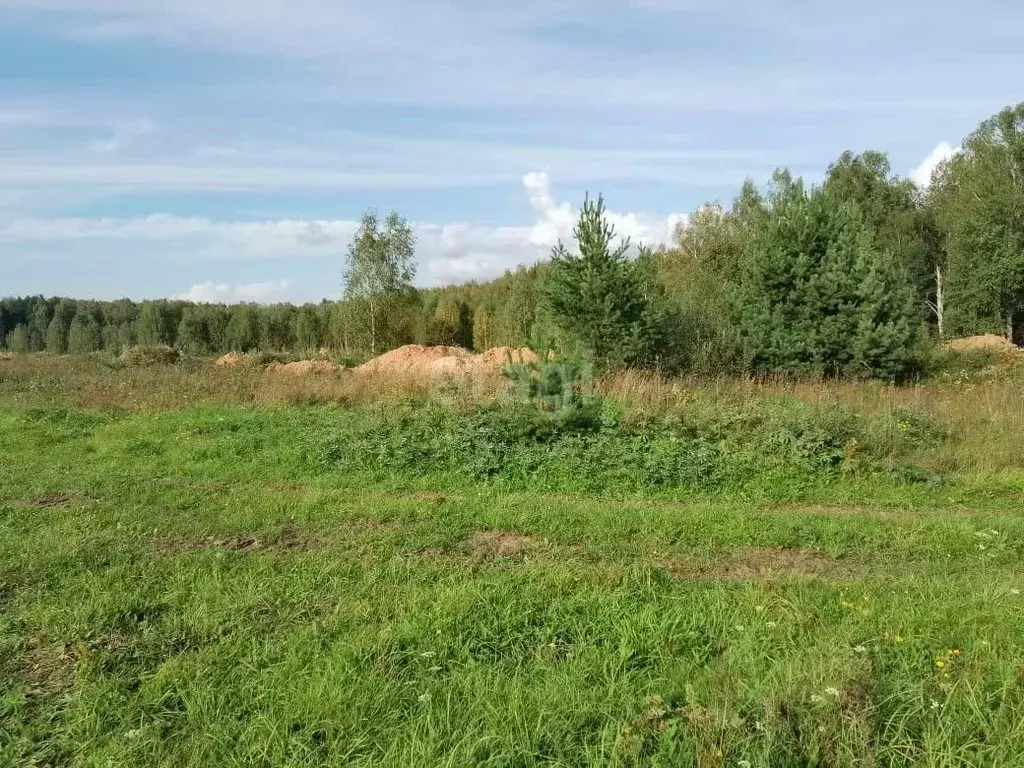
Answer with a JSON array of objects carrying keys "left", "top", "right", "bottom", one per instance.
[{"left": 1, "top": 1, "right": 1021, "bottom": 304}]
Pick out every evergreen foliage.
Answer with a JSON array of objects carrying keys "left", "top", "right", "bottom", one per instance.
[{"left": 734, "top": 178, "right": 919, "bottom": 380}]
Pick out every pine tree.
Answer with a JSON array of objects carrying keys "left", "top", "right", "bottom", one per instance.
[
  {"left": 543, "top": 194, "right": 664, "bottom": 368},
  {"left": 735, "top": 181, "right": 919, "bottom": 380}
]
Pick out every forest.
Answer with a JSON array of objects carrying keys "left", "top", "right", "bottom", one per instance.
[{"left": 3, "top": 103, "right": 1022, "bottom": 379}]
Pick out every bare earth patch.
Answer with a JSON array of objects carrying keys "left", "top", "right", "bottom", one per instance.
[
  {"left": 465, "top": 530, "right": 544, "bottom": 558},
  {"left": 158, "top": 520, "right": 318, "bottom": 556},
  {"left": 665, "top": 546, "right": 861, "bottom": 581},
  {"left": 34, "top": 491, "right": 75, "bottom": 509}
]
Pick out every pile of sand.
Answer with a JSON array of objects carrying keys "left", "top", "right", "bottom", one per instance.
[
  {"left": 215, "top": 352, "right": 248, "bottom": 366},
  {"left": 943, "top": 335, "right": 1021, "bottom": 354},
  {"left": 265, "top": 360, "right": 341, "bottom": 375},
  {"left": 357, "top": 344, "right": 541, "bottom": 381}
]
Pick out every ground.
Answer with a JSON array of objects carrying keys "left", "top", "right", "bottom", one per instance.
[{"left": 2, "top": 359, "right": 1024, "bottom": 766}]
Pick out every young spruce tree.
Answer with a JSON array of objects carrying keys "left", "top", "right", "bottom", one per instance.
[{"left": 542, "top": 194, "right": 664, "bottom": 369}]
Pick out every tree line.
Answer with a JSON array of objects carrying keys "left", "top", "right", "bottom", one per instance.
[{"left": 2, "top": 103, "right": 1022, "bottom": 379}]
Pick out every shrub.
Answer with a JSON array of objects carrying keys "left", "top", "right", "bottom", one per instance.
[
  {"left": 312, "top": 395, "right": 942, "bottom": 496},
  {"left": 121, "top": 344, "right": 181, "bottom": 366}
]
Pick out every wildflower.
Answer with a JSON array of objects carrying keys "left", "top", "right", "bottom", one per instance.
[
  {"left": 738, "top": 761, "right": 753, "bottom": 768},
  {"left": 824, "top": 687, "right": 841, "bottom": 698},
  {"left": 125, "top": 729, "right": 142, "bottom": 740},
  {"left": 766, "top": 621, "right": 778, "bottom": 628},
  {"left": 754, "top": 605, "right": 765, "bottom": 614},
  {"left": 418, "top": 693, "right": 432, "bottom": 702},
  {"left": 930, "top": 699, "right": 940, "bottom": 710},
  {"left": 810, "top": 694, "right": 825, "bottom": 704},
  {"left": 935, "top": 659, "right": 946, "bottom": 669},
  {"left": 428, "top": 666, "right": 442, "bottom": 672},
  {"left": 734, "top": 625, "right": 745, "bottom": 632},
  {"left": 1011, "top": 589, "right": 1021, "bottom": 596},
  {"left": 420, "top": 651, "right": 436, "bottom": 658},
  {"left": 853, "top": 645, "right": 868, "bottom": 654}
]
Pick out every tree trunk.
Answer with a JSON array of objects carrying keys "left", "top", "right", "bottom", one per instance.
[
  {"left": 1008, "top": 311, "right": 1014, "bottom": 344},
  {"left": 935, "top": 264, "right": 944, "bottom": 339}
]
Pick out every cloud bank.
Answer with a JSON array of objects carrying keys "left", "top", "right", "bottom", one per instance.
[{"left": 1, "top": 172, "right": 686, "bottom": 298}]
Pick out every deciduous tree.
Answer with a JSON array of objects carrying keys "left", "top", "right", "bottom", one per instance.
[{"left": 343, "top": 210, "right": 417, "bottom": 356}]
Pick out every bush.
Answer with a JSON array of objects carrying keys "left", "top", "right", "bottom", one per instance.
[
  {"left": 312, "top": 395, "right": 943, "bottom": 496},
  {"left": 921, "top": 347, "right": 1001, "bottom": 381},
  {"left": 120, "top": 344, "right": 181, "bottom": 366}
]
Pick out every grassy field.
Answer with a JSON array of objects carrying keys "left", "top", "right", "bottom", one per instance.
[{"left": 2, "top": 356, "right": 1024, "bottom": 766}]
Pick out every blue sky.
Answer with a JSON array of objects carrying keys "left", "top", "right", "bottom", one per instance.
[{"left": 1, "top": 0, "right": 1021, "bottom": 303}]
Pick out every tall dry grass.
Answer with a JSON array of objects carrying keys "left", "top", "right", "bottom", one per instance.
[{"left": 598, "top": 368, "right": 1024, "bottom": 474}]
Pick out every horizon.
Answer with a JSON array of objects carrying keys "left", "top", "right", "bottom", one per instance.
[{"left": 2, "top": 1, "right": 1021, "bottom": 303}]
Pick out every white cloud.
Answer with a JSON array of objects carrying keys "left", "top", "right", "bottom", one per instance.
[
  {"left": 1, "top": 172, "right": 685, "bottom": 290},
  {"left": 176, "top": 280, "right": 291, "bottom": 304},
  {"left": 911, "top": 141, "right": 959, "bottom": 187}
]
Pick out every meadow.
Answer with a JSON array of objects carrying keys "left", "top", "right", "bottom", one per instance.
[{"left": 2, "top": 353, "right": 1024, "bottom": 766}]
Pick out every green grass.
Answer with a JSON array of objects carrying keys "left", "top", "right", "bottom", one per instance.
[{"left": 3, "top": 390, "right": 1024, "bottom": 765}]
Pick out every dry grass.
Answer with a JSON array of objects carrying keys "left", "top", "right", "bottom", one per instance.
[
  {"left": 598, "top": 368, "right": 1024, "bottom": 474},
  {"left": 0, "top": 354, "right": 505, "bottom": 411}
]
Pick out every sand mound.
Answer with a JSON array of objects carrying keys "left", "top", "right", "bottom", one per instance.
[
  {"left": 358, "top": 344, "right": 541, "bottom": 380},
  {"left": 358, "top": 348, "right": 468, "bottom": 374},
  {"left": 356, "top": 345, "right": 472, "bottom": 376},
  {"left": 477, "top": 347, "right": 540, "bottom": 366},
  {"left": 943, "top": 335, "right": 1021, "bottom": 354},
  {"left": 266, "top": 360, "right": 341, "bottom": 375},
  {"left": 215, "top": 352, "right": 247, "bottom": 366}
]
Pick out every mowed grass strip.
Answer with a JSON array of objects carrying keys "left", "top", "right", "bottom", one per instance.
[{"left": 3, "top": 403, "right": 1024, "bottom": 765}]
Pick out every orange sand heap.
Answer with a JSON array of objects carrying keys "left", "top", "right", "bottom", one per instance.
[
  {"left": 357, "top": 344, "right": 540, "bottom": 380},
  {"left": 943, "top": 335, "right": 1021, "bottom": 354},
  {"left": 214, "top": 352, "right": 247, "bottom": 366}
]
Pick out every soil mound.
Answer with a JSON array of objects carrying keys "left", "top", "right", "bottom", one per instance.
[
  {"left": 943, "top": 334, "right": 1020, "bottom": 354},
  {"left": 215, "top": 352, "right": 247, "bottom": 366},
  {"left": 477, "top": 347, "right": 540, "bottom": 366},
  {"left": 356, "top": 344, "right": 472, "bottom": 377},
  {"left": 265, "top": 360, "right": 341, "bottom": 375},
  {"left": 357, "top": 344, "right": 540, "bottom": 380}
]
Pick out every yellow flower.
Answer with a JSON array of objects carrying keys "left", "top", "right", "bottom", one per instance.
[{"left": 935, "top": 659, "right": 946, "bottom": 668}]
